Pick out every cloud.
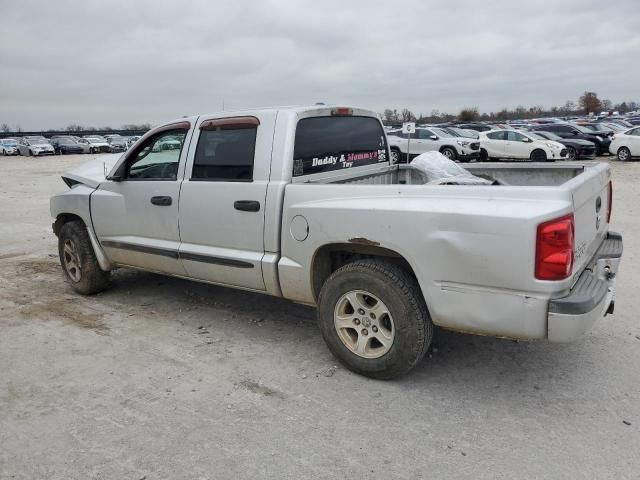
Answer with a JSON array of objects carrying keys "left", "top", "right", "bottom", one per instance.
[{"left": 1, "top": 0, "right": 639, "bottom": 128}]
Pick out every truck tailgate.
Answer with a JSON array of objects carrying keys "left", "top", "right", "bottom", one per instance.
[{"left": 570, "top": 164, "right": 611, "bottom": 281}]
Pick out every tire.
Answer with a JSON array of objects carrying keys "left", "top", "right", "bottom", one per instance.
[
  {"left": 28, "top": 149, "right": 33, "bottom": 157},
  {"left": 440, "top": 147, "right": 457, "bottom": 161},
  {"left": 390, "top": 148, "right": 402, "bottom": 164},
  {"left": 89, "top": 147, "right": 95, "bottom": 154},
  {"left": 479, "top": 148, "right": 489, "bottom": 162},
  {"left": 530, "top": 149, "right": 547, "bottom": 162},
  {"left": 317, "top": 259, "right": 433, "bottom": 380},
  {"left": 566, "top": 146, "right": 576, "bottom": 161},
  {"left": 617, "top": 147, "right": 631, "bottom": 162},
  {"left": 58, "top": 220, "right": 110, "bottom": 295}
]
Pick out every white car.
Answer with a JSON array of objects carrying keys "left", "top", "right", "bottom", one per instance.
[
  {"left": 479, "top": 129, "right": 567, "bottom": 162},
  {"left": 1, "top": 138, "right": 19, "bottom": 155},
  {"left": 609, "top": 127, "right": 640, "bottom": 161},
  {"left": 77, "top": 137, "right": 112, "bottom": 154},
  {"left": 387, "top": 127, "right": 481, "bottom": 163},
  {"left": 17, "top": 136, "right": 55, "bottom": 156}
]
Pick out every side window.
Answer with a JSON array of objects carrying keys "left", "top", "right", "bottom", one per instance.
[
  {"left": 506, "top": 131, "right": 525, "bottom": 141},
  {"left": 418, "top": 129, "right": 434, "bottom": 140},
  {"left": 192, "top": 124, "right": 257, "bottom": 181},
  {"left": 487, "top": 131, "right": 505, "bottom": 140},
  {"left": 126, "top": 130, "right": 186, "bottom": 180},
  {"left": 629, "top": 128, "right": 640, "bottom": 136}
]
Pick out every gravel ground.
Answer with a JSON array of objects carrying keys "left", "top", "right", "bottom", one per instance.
[{"left": 0, "top": 153, "right": 638, "bottom": 479}]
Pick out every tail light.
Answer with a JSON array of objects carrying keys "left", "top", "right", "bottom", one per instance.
[
  {"left": 535, "top": 214, "right": 574, "bottom": 281},
  {"left": 607, "top": 180, "right": 613, "bottom": 223}
]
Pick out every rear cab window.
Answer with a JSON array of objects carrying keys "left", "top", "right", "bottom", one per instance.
[{"left": 292, "top": 116, "right": 388, "bottom": 177}]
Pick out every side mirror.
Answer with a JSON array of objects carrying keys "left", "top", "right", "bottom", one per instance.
[
  {"left": 522, "top": 137, "right": 531, "bottom": 142},
  {"left": 430, "top": 135, "right": 438, "bottom": 140},
  {"left": 572, "top": 130, "right": 578, "bottom": 135}
]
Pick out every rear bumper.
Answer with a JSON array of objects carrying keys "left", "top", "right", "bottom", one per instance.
[{"left": 547, "top": 231, "right": 623, "bottom": 342}]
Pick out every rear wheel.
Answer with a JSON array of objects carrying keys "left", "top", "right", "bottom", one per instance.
[
  {"left": 440, "top": 147, "right": 457, "bottom": 161},
  {"left": 530, "top": 149, "right": 547, "bottom": 162},
  {"left": 58, "top": 221, "right": 110, "bottom": 295},
  {"left": 617, "top": 147, "right": 631, "bottom": 162},
  {"left": 317, "top": 259, "right": 433, "bottom": 379},
  {"left": 566, "top": 146, "right": 576, "bottom": 160}
]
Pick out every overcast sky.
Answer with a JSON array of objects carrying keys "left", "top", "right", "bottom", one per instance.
[{"left": 1, "top": 0, "right": 639, "bottom": 129}]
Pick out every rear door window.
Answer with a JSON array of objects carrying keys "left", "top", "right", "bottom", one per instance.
[{"left": 293, "top": 116, "right": 388, "bottom": 177}]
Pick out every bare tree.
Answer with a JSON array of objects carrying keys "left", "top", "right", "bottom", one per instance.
[{"left": 1, "top": 123, "right": 10, "bottom": 133}]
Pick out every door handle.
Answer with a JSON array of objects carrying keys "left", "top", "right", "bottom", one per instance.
[
  {"left": 150, "top": 196, "right": 172, "bottom": 206},
  {"left": 234, "top": 200, "right": 260, "bottom": 212}
]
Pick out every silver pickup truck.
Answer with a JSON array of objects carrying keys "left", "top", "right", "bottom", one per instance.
[{"left": 50, "top": 105, "right": 623, "bottom": 379}]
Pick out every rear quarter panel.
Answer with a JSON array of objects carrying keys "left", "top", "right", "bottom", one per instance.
[{"left": 279, "top": 184, "right": 574, "bottom": 339}]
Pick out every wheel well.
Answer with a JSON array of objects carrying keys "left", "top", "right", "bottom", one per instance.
[
  {"left": 311, "top": 243, "right": 417, "bottom": 301},
  {"left": 53, "top": 213, "right": 85, "bottom": 236},
  {"left": 439, "top": 145, "right": 456, "bottom": 152}
]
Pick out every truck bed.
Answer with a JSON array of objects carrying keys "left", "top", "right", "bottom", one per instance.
[{"left": 331, "top": 162, "right": 587, "bottom": 187}]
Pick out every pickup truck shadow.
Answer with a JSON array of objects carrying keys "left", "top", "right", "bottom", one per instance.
[{"left": 104, "top": 269, "right": 590, "bottom": 387}]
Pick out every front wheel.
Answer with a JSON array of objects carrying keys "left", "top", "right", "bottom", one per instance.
[
  {"left": 58, "top": 221, "right": 110, "bottom": 295},
  {"left": 317, "top": 260, "right": 433, "bottom": 379},
  {"left": 440, "top": 147, "right": 457, "bottom": 161},
  {"left": 566, "top": 146, "right": 576, "bottom": 160},
  {"left": 530, "top": 149, "right": 547, "bottom": 162},
  {"left": 617, "top": 147, "right": 631, "bottom": 162},
  {"left": 390, "top": 148, "right": 402, "bottom": 164}
]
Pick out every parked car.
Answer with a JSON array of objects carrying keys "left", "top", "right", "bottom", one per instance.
[
  {"left": 1, "top": 138, "right": 19, "bottom": 156},
  {"left": 530, "top": 123, "right": 611, "bottom": 155},
  {"left": 576, "top": 123, "right": 615, "bottom": 137},
  {"left": 154, "top": 135, "right": 182, "bottom": 151},
  {"left": 479, "top": 129, "right": 567, "bottom": 161},
  {"left": 387, "top": 127, "right": 480, "bottom": 162},
  {"left": 455, "top": 123, "right": 493, "bottom": 132},
  {"left": 77, "top": 137, "right": 112, "bottom": 153},
  {"left": 107, "top": 136, "right": 128, "bottom": 153},
  {"left": 17, "top": 136, "right": 55, "bottom": 156},
  {"left": 448, "top": 127, "right": 479, "bottom": 139},
  {"left": 531, "top": 131, "right": 596, "bottom": 160},
  {"left": 50, "top": 105, "right": 622, "bottom": 379},
  {"left": 51, "top": 137, "right": 84, "bottom": 155},
  {"left": 609, "top": 126, "right": 640, "bottom": 161}
]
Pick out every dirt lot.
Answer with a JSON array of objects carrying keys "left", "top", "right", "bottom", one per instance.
[{"left": 1, "top": 153, "right": 639, "bottom": 479}]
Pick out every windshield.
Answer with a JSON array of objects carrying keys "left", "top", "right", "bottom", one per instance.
[
  {"left": 451, "top": 128, "right": 478, "bottom": 138},
  {"left": 86, "top": 137, "right": 104, "bottom": 143},
  {"left": 573, "top": 124, "right": 594, "bottom": 134},
  {"left": 1, "top": 139, "right": 17, "bottom": 146},
  {"left": 430, "top": 127, "right": 456, "bottom": 138},
  {"left": 526, "top": 132, "right": 547, "bottom": 141},
  {"left": 26, "top": 137, "right": 47, "bottom": 143},
  {"left": 536, "top": 131, "right": 562, "bottom": 141},
  {"left": 603, "top": 123, "right": 624, "bottom": 131}
]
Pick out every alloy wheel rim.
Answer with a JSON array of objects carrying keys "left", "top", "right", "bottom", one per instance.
[
  {"left": 334, "top": 290, "right": 395, "bottom": 359},
  {"left": 568, "top": 148, "right": 576, "bottom": 160},
  {"left": 63, "top": 239, "right": 82, "bottom": 282},
  {"left": 443, "top": 149, "right": 453, "bottom": 158},
  {"left": 619, "top": 149, "right": 629, "bottom": 161}
]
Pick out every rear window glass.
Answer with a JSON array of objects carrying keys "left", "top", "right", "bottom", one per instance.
[{"left": 293, "top": 116, "right": 388, "bottom": 177}]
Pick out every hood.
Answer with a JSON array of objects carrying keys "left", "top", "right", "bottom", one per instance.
[
  {"left": 571, "top": 139, "right": 596, "bottom": 146},
  {"left": 61, "top": 154, "right": 122, "bottom": 188}
]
